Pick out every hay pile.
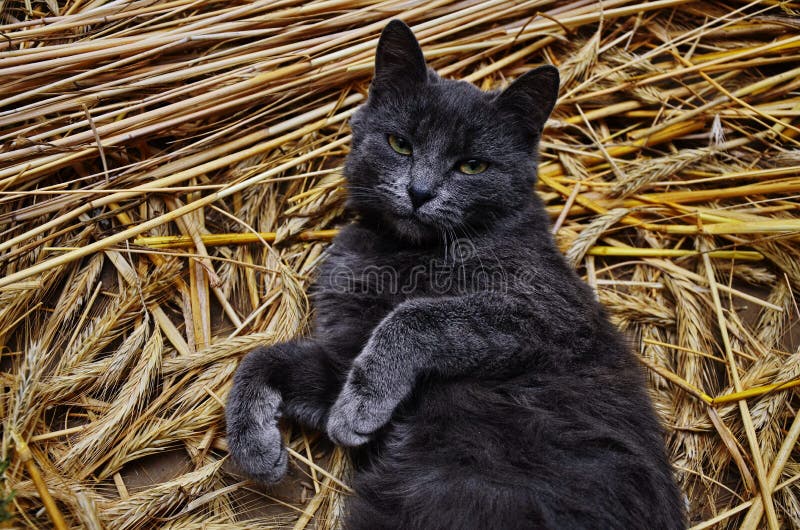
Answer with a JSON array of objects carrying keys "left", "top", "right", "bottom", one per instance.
[{"left": 1, "top": 0, "right": 799, "bottom": 528}]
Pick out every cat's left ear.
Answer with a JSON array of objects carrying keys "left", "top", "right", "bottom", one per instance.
[
  {"left": 496, "top": 65, "right": 560, "bottom": 137},
  {"left": 371, "top": 20, "right": 428, "bottom": 96}
]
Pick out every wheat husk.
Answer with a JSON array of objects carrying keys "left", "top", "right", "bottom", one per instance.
[{"left": 1, "top": 1, "right": 799, "bottom": 528}]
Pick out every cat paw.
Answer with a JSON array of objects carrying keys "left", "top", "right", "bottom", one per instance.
[
  {"left": 225, "top": 387, "right": 288, "bottom": 483},
  {"left": 326, "top": 374, "right": 394, "bottom": 447},
  {"left": 229, "top": 421, "right": 288, "bottom": 484}
]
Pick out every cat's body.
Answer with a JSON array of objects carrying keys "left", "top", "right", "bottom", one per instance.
[{"left": 227, "top": 20, "right": 685, "bottom": 529}]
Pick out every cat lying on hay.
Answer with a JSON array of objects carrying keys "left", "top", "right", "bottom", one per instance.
[{"left": 227, "top": 19, "right": 685, "bottom": 530}]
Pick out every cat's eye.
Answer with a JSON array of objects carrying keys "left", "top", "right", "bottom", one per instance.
[
  {"left": 388, "top": 134, "right": 412, "bottom": 155},
  {"left": 458, "top": 159, "right": 489, "bottom": 175}
]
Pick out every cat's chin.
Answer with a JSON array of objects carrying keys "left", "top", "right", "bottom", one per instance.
[{"left": 388, "top": 216, "right": 439, "bottom": 244}]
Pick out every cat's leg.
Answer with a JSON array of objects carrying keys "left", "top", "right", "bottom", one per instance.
[
  {"left": 327, "top": 292, "right": 595, "bottom": 446},
  {"left": 226, "top": 339, "right": 344, "bottom": 483}
]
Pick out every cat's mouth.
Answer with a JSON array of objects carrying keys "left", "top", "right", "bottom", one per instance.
[
  {"left": 394, "top": 214, "right": 428, "bottom": 228},
  {"left": 397, "top": 212, "right": 427, "bottom": 222},
  {"left": 389, "top": 213, "right": 437, "bottom": 242}
]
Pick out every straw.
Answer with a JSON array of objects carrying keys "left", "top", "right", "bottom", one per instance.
[{"left": 2, "top": 1, "right": 799, "bottom": 528}]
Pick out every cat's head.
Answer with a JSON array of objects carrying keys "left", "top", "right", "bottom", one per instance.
[{"left": 345, "top": 20, "right": 559, "bottom": 243}]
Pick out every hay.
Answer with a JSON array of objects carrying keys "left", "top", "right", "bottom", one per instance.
[{"left": 1, "top": 0, "right": 799, "bottom": 528}]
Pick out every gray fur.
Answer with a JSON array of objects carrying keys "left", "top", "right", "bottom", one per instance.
[{"left": 226, "top": 19, "right": 684, "bottom": 529}]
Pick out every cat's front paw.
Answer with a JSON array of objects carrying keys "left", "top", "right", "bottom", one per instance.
[
  {"left": 326, "top": 366, "right": 395, "bottom": 447},
  {"left": 225, "top": 386, "right": 288, "bottom": 484}
]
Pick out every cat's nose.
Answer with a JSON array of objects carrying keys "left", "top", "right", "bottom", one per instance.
[{"left": 408, "top": 184, "right": 435, "bottom": 209}]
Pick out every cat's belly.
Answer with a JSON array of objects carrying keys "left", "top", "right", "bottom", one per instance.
[
  {"left": 368, "top": 377, "right": 577, "bottom": 483},
  {"left": 346, "top": 376, "right": 683, "bottom": 530}
]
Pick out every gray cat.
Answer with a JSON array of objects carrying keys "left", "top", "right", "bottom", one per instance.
[{"left": 226, "top": 20, "right": 685, "bottom": 529}]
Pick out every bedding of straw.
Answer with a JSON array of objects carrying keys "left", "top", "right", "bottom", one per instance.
[{"left": 1, "top": 0, "right": 799, "bottom": 528}]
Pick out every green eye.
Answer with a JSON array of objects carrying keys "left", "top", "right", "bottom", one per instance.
[
  {"left": 388, "top": 134, "right": 412, "bottom": 155},
  {"left": 458, "top": 159, "right": 489, "bottom": 175}
]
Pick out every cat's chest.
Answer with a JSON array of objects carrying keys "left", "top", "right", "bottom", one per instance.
[{"left": 327, "top": 241, "right": 493, "bottom": 300}]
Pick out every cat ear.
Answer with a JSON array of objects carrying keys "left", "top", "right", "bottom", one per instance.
[
  {"left": 372, "top": 20, "right": 427, "bottom": 94},
  {"left": 496, "top": 65, "right": 560, "bottom": 136}
]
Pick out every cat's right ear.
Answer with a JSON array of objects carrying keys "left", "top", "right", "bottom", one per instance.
[{"left": 371, "top": 20, "right": 427, "bottom": 96}]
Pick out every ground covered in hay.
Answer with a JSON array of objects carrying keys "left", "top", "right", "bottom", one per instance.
[{"left": 1, "top": 0, "right": 799, "bottom": 528}]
